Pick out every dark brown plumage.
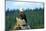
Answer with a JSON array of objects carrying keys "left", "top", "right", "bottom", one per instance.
[{"left": 19, "top": 12, "right": 27, "bottom": 24}]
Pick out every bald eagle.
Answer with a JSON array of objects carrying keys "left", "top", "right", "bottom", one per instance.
[{"left": 13, "top": 8, "right": 31, "bottom": 30}]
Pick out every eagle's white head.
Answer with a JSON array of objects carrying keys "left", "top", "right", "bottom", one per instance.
[{"left": 19, "top": 8, "right": 24, "bottom": 12}]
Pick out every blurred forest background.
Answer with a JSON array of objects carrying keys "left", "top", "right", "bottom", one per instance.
[{"left": 5, "top": 8, "right": 44, "bottom": 31}]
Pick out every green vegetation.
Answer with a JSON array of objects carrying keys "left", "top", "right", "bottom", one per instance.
[{"left": 5, "top": 8, "right": 44, "bottom": 31}]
